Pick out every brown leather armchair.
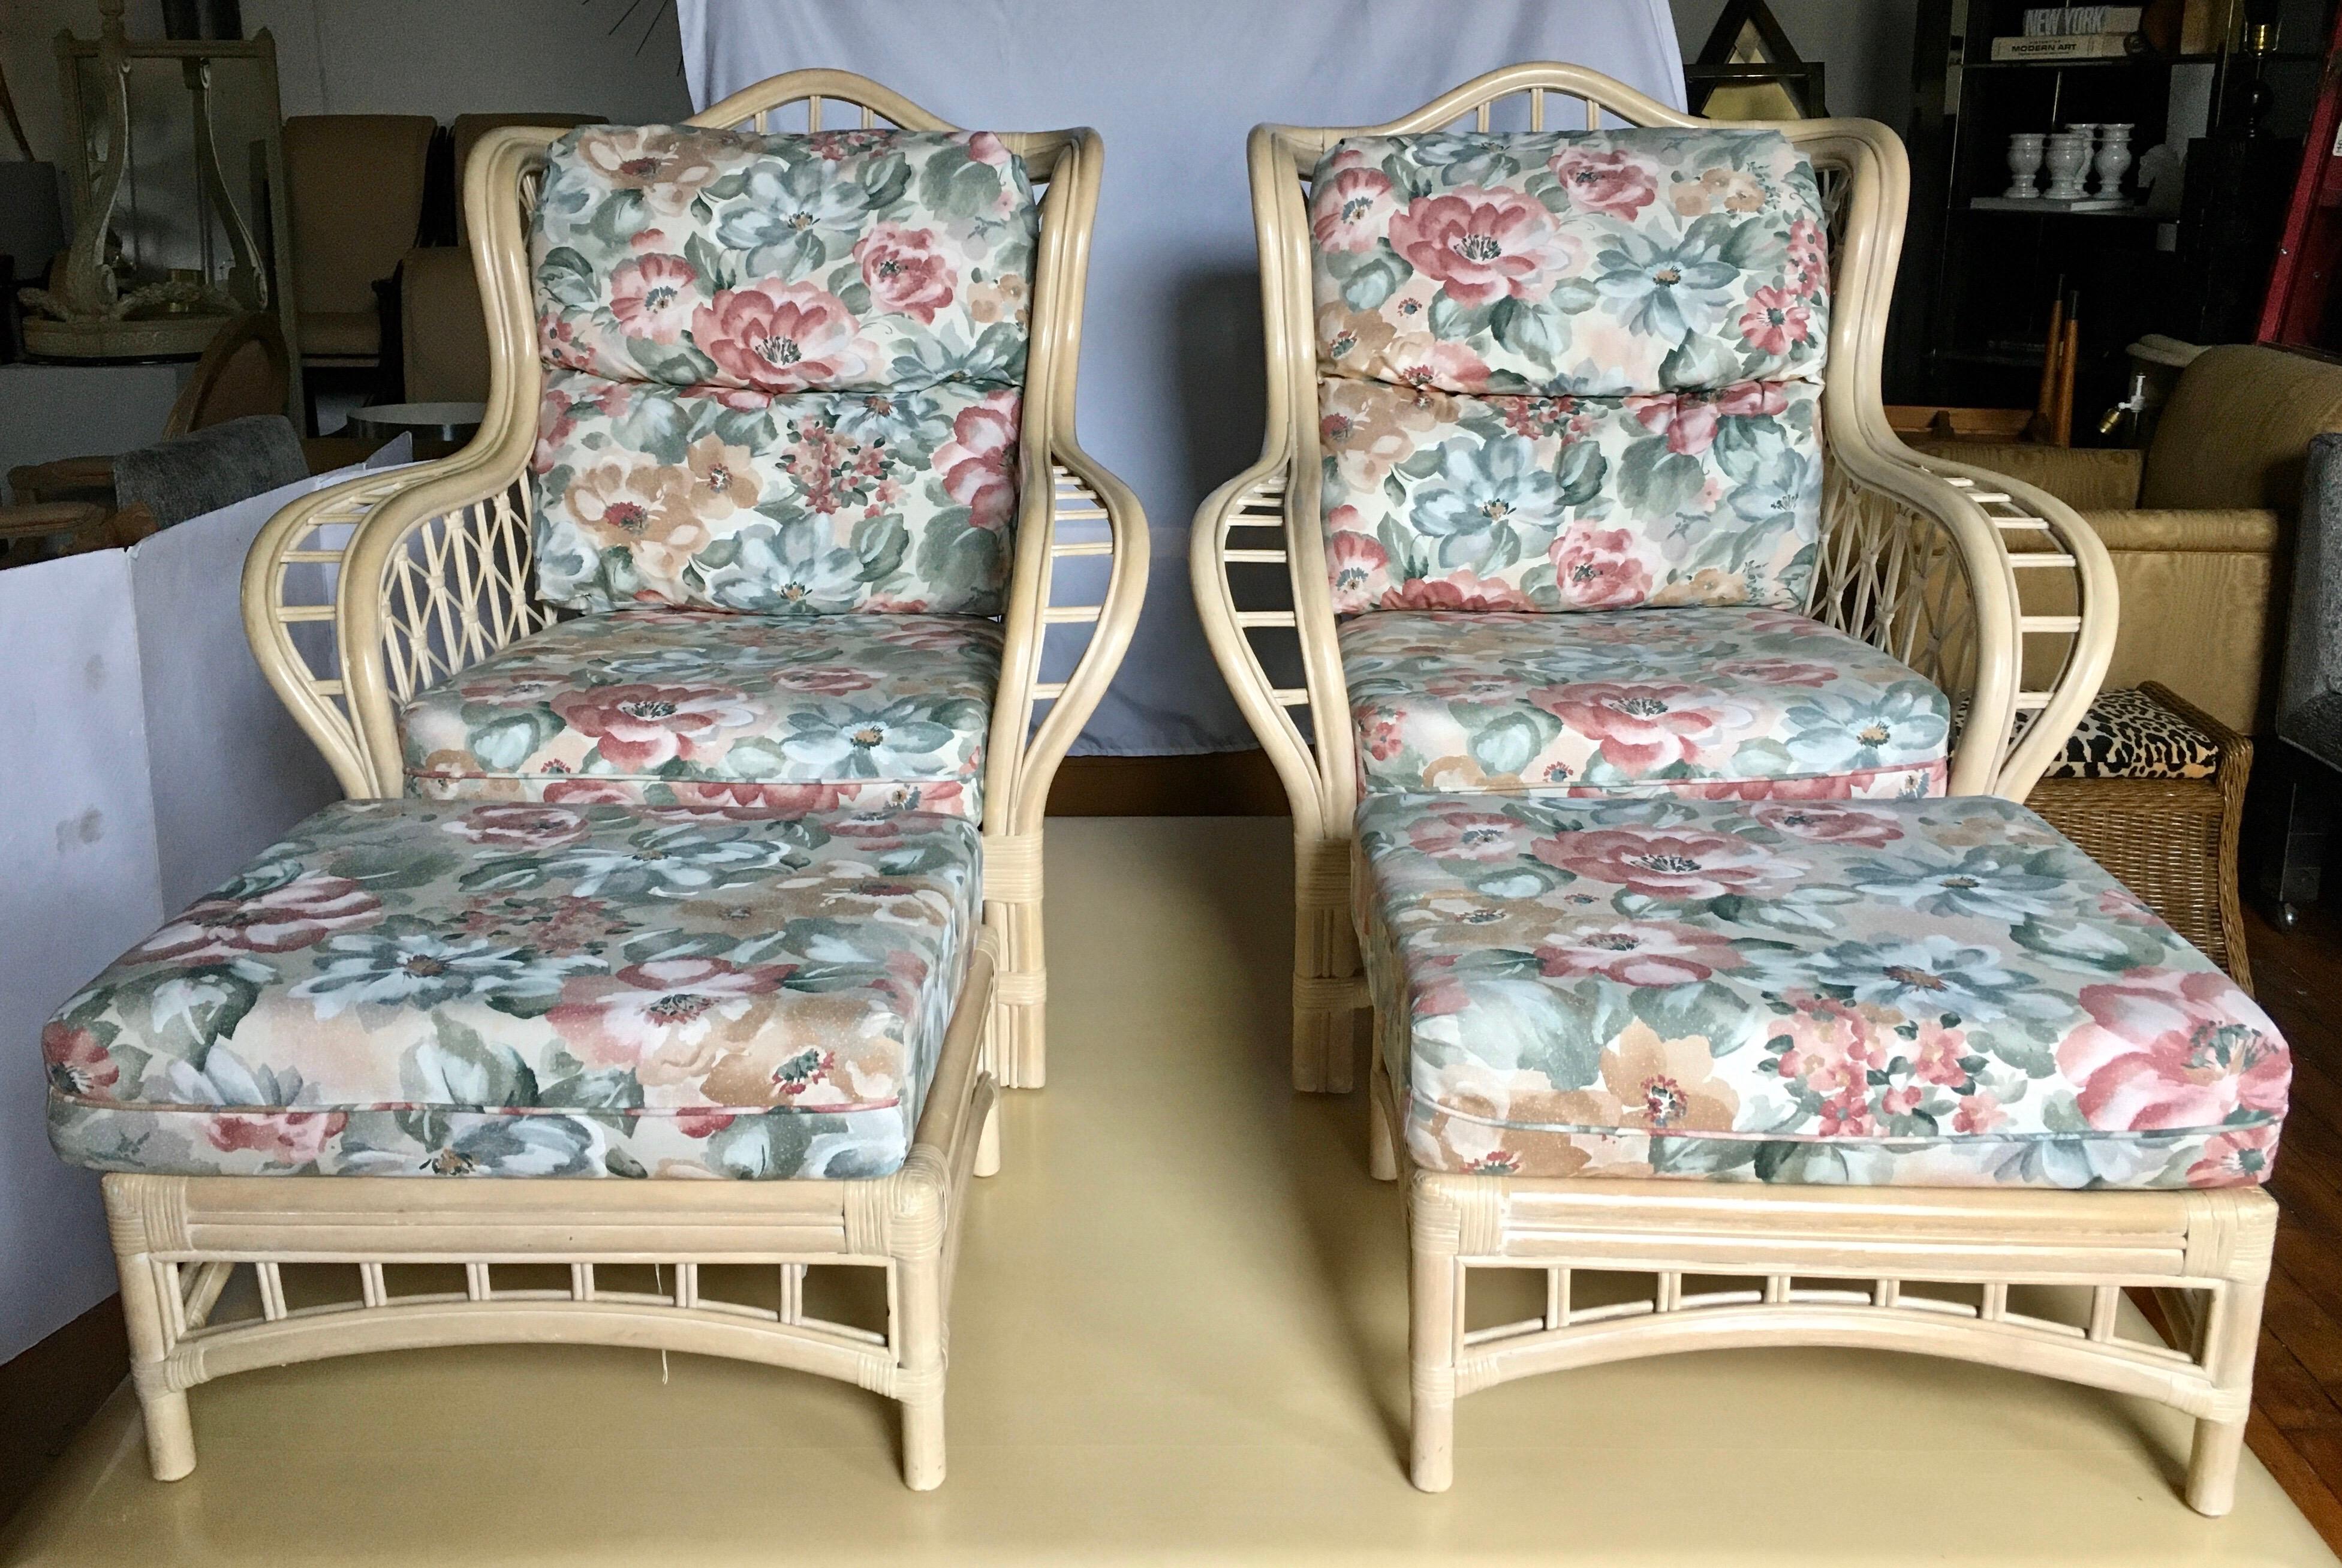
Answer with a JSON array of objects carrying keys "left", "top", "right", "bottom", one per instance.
[{"left": 1916, "top": 344, "right": 2342, "bottom": 733}]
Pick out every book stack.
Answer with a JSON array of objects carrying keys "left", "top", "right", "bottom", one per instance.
[{"left": 1994, "top": 5, "right": 2144, "bottom": 60}]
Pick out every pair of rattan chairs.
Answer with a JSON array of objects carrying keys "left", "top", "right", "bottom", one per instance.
[{"left": 42, "top": 65, "right": 2286, "bottom": 1513}]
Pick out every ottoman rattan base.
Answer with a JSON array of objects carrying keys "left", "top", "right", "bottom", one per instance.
[
  {"left": 1371, "top": 1052, "right": 2274, "bottom": 1515},
  {"left": 107, "top": 935, "right": 999, "bottom": 1493}
]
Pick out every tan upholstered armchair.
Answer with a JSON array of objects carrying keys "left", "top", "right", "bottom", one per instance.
[
  {"left": 280, "top": 115, "right": 437, "bottom": 371},
  {"left": 397, "top": 116, "right": 604, "bottom": 404},
  {"left": 1193, "top": 65, "right": 2120, "bottom": 1092},
  {"left": 1914, "top": 343, "right": 2342, "bottom": 733}
]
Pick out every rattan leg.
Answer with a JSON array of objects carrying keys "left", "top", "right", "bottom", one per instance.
[
  {"left": 2186, "top": 1278, "right": 2267, "bottom": 1517},
  {"left": 1293, "top": 833, "right": 1360, "bottom": 1094},
  {"left": 974, "top": 1097, "right": 1001, "bottom": 1179},
  {"left": 1408, "top": 1176, "right": 1461, "bottom": 1493},
  {"left": 985, "top": 835, "right": 1047, "bottom": 1091},
  {"left": 1368, "top": 1050, "right": 1399, "bottom": 1183},
  {"left": 890, "top": 1148, "right": 952, "bottom": 1492},
  {"left": 137, "top": 1390, "right": 195, "bottom": 1483},
  {"left": 2187, "top": 1412, "right": 2250, "bottom": 1518},
  {"left": 115, "top": 1241, "right": 196, "bottom": 1481},
  {"left": 991, "top": 905, "right": 1045, "bottom": 1091},
  {"left": 896, "top": 1243, "right": 947, "bottom": 1491}
]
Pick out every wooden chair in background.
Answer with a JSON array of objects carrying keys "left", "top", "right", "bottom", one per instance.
[
  {"left": 0, "top": 500, "right": 126, "bottom": 567},
  {"left": 1889, "top": 297, "right": 2081, "bottom": 446},
  {"left": 9, "top": 312, "right": 291, "bottom": 508}
]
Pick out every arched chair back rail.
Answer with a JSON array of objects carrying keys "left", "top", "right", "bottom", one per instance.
[
  {"left": 165, "top": 310, "right": 292, "bottom": 438},
  {"left": 244, "top": 71, "right": 1148, "bottom": 1090},
  {"left": 1189, "top": 64, "right": 2117, "bottom": 1093}
]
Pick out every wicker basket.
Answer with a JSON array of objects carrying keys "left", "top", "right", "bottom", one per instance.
[{"left": 2026, "top": 683, "right": 2253, "bottom": 992}]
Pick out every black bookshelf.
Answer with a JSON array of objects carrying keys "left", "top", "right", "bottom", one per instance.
[{"left": 1888, "top": 0, "right": 2329, "bottom": 424}]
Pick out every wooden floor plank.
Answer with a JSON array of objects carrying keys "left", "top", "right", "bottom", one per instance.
[
  {"left": 2242, "top": 900, "right": 2342, "bottom": 1555},
  {"left": 2249, "top": 1409, "right": 2342, "bottom": 1549},
  {"left": 2265, "top": 1265, "right": 2342, "bottom": 1394}
]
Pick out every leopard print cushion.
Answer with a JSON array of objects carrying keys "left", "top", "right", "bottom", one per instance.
[
  {"left": 2043, "top": 687, "right": 2221, "bottom": 780},
  {"left": 1955, "top": 687, "right": 2223, "bottom": 780}
]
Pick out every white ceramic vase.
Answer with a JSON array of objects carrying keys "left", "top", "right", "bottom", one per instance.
[
  {"left": 2044, "top": 131, "right": 2091, "bottom": 201},
  {"left": 2094, "top": 123, "right": 2135, "bottom": 200},
  {"left": 2005, "top": 132, "right": 2046, "bottom": 198}
]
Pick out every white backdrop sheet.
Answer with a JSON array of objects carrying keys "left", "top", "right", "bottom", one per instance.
[{"left": 679, "top": 0, "right": 1685, "bottom": 755}]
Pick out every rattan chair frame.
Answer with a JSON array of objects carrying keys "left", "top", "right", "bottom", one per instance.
[
  {"left": 243, "top": 71, "right": 1149, "bottom": 1092},
  {"left": 109, "top": 931, "right": 1000, "bottom": 1491},
  {"left": 1193, "top": 65, "right": 2256, "bottom": 1514},
  {"left": 1189, "top": 64, "right": 2120, "bottom": 1096}
]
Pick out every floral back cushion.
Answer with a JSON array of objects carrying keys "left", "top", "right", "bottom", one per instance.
[
  {"left": 529, "top": 124, "right": 1040, "bottom": 615},
  {"left": 535, "top": 124, "right": 1038, "bottom": 393},
  {"left": 1310, "top": 128, "right": 1828, "bottom": 398},
  {"left": 1320, "top": 377, "right": 1819, "bottom": 614},
  {"left": 1310, "top": 128, "right": 1831, "bottom": 616}
]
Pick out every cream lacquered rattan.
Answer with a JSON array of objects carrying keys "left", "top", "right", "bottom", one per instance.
[
  {"left": 115, "top": 929, "right": 998, "bottom": 1491},
  {"left": 1189, "top": 65, "right": 2121, "bottom": 1097},
  {"left": 244, "top": 71, "right": 1149, "bottom": 1093},
  {"left": 1369, "top": 1048, "right": 2272, "bottom": 1513},
  {"left": 1199, "top": 68, "right": 2264, "bottom": 1516}
]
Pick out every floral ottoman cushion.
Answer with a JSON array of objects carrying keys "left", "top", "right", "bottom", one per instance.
[
  {"left": 400, "top": 607, "right": 998, "bottom": 820},
  {"left": 531, "top": 125, "right": 1039, "bottom": 615},
  {"left": 46, "top": 799, "right": 982, "bottom": 1180},
  {"left": 1342, "top": 607, "right": 1949, "bottom": 799},
  {"left": 1356, "top": 791, "right": 2287, "bottom": 1189}
]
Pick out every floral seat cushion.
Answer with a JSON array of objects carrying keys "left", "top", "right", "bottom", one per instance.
[
  {"left": 400, "top": 607, "right": 998, "bottom": 821},
  {"left": 46, "top": 799, "right": 981, "bottom": 1180},
  {"left": 1310, "top": 128, "right": 1830, "bottom": 616},
  {"left": 1356, "top": 791, "right": 2287, "bottom": 1189},
  {"left": 1342, "top": 607, "right": 1949, "bottom": 799},
  {"left": 531, "top": 124, "right": 1040, "bottom": 614}
]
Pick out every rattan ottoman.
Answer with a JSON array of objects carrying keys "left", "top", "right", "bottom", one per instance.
[
  {"left": 44, "top": 799, "right": 999, "bottom": 1490},
  {"left": 2025, "top": 683, "right": 2253, "bottom": 990},
  {"left": 1354, "top": 790, "right": 2288, "bottom": 1512}
]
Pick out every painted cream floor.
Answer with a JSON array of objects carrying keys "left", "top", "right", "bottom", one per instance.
[{"left": 4, "top": 817, "right": 2332, "bottom": 1566}]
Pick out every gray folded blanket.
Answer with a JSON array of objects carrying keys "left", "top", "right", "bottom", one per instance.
[{"left": 113, "top": 414, "right": 308, "bottom": 528}]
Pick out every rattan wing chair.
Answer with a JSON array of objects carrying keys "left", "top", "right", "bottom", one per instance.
[
  {"left": 1193, "top": 65, "right": 2118, "bottom": 1093},
  {"left": 245, "top": 73, "right": 1146, "bottom": 1091}
]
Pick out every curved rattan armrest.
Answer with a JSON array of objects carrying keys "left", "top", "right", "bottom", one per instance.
[
  {"left": 1898, "top": 444, "right": 2120, "bottom": 799},
  {"left": 990, "top": 431, "right": 1148, "bottom": 835},
  {"left": 1191, "top": 447, "right": 1336, "bottom": 841},
  {"left": 246, "top": 125, "right": 557, "bottom": 800},
  {"left": 971, "top": 121, "right": 1148, "bottom": 837},
  {"left": 242, "top": 444, "right": 534, "bottom": 799}
]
